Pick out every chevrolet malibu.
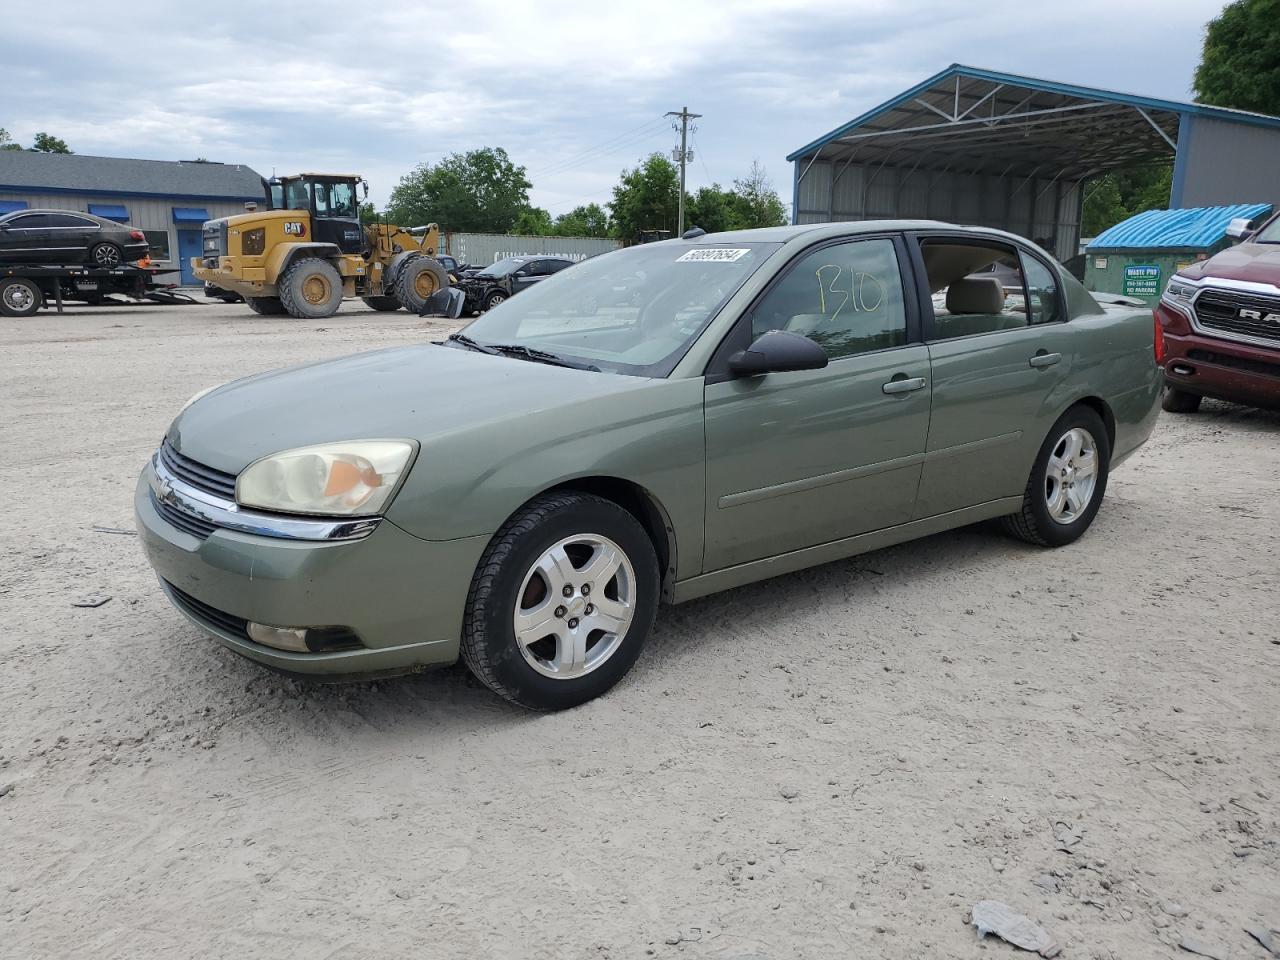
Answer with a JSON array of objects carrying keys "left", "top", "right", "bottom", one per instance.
[{"left": 137, "top": 222, "right": 1163, "bottom": 710}]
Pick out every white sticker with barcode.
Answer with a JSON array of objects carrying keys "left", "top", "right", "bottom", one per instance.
[{"left": 676, "top": 248, "right": 750, "bottom": 263}]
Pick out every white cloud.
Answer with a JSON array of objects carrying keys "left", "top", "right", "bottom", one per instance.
[{"left": 3, "top": 0, "right": 1228, "bottom": 211}]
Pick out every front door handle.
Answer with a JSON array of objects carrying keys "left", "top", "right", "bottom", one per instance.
[
  {"left": 1029, "top": 352, "right": 1062, "bottom": 369},
  {"left": 882, "top": 376, "right": 927, "bottom": 395}
]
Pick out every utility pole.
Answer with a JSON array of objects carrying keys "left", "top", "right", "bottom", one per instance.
[{"left": 666, "top": 106, "right": 701, "bottom": 236}]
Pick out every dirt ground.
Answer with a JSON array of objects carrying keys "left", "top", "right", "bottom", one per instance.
[{"left": 1, "top": 300, "right": 1277, "bottom": 960}]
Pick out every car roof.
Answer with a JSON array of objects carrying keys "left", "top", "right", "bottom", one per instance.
[
  {"left": 1, "top": 208, "right": 110, "bottom": 221},
  {"left": 685, "top": 220, "right": 1033, "bottom": 246}
]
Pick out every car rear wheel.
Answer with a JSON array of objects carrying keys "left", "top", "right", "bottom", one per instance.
[
  {"left": 1003, "top": 405, "right": 1111, "bottom": 548},
  {"left": 0, "top": 277, "right": 43, "bottom": 317},
  {"left": 461, "top": 492, "right": 660, "bottom": 710},
  {"left": 483, "top": 290, "right": 506, "bottom": 311},
  {"left": 361, "top": 295, "right": 402, "bottom": 312},
  {"left": 90, "top": 242, "right": 123, "bottom": 268},
  {"left": 244, "top": 296, "right": 287, "bottom": 316},
  {"left": 1161, "top": 387, "right": 1202, "bottom": 413},
  {"left": 278, "top": 257, "right": 344, "bottom": 319}
]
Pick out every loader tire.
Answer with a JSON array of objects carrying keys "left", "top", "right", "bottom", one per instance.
[
  {"left": 278, "top": 257, "right": 344, "bottom": 319},
  {"left": 245, "top": 296, "right": 287, "bottom": 316},
  {"left": 361, "top": 295, "right": 402, "bottom": 312},
  {"left": 394, "top": 256, "right": 449, "bottom": 314}
]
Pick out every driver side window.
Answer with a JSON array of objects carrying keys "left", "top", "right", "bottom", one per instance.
[{"left": 750, "top": 238, "right": 907, "bottom": 360}]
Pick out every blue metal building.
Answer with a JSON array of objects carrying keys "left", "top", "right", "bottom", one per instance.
[
  {"left": 0, "top": 152, "right": 264, "bottom": 284},
  {"left": 787, "top": 64, "right": 1280, "bottom": 261}
]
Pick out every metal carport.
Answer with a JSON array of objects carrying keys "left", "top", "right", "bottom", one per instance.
[{"left": 788, "top": 64, "right": 1280, "bottom": 261}]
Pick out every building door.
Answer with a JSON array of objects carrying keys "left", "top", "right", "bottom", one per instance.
[{"left": 176, "top": 229, "right": 202, "bottom": 284}]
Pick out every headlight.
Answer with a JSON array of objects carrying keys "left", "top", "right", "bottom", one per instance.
[
  {"left": 241, "top": 227, "right": 266, "bottom": 256},
  {"left": 180, "top": 384, "right": 223, "bottom": 412},
  {"left": 236, "top": 440, "right": 416, "bottom": 516},
  {"left": 1165, "top": 280, "right": 1196, "bottom": 303}
]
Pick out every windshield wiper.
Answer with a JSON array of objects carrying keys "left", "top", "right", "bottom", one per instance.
[
  {"left": 488, "top": 344, "right": 600, "bottom": 371},
  {"left": 444, "top": 332, "right": 501, "bottom": 355}
]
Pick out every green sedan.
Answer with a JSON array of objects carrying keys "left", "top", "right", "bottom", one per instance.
[{"left": 137, "top": 222, "right": 1162, "bottom": 709}]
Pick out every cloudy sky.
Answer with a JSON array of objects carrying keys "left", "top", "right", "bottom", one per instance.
[{"left": 5, "top": 0, "right": 1227, "bottom": 214}]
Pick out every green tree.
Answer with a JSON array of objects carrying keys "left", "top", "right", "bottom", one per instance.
[
  {"left": 0, "top": 128, "right": 22, "bottom": 151},
  {"left": 512, "top": 206, "right": 554, "bottom": 236},
  {"left": 30, "top": 132, "right": 72, "bottom": 154},
  {"left": 358, "top": 201, "right": 381, "bottom": 225},
  {"left": 728, "top": 161, "right": 787, "bottom": 229},
  {"left": 553, "top": 203, "right": 611, "bottom": 237},
  {"left": 386, "top": 147, "right": 531, "bottom": 233},
  {"left": 686, "top": 185, "right": 736, "bottom": 234},
  {"left": 1194, "top": 0, "right": 1280, "bottom": 115},
  {"left": 1081, "top": 165, "right": 1173, "bottom": 236},
  {"left": 608, "top": 153, "right": 679, "bottom": 240}
]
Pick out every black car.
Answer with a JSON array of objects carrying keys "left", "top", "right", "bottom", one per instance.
[
  {"left": 0, "top": 209, "right": 150, "bottom": 268},
  {"left": 458, "top": 256, "right": 575, "bottom": 312}
]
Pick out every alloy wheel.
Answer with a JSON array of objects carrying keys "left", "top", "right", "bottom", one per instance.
[
  {"left": 513, "top": 534, "right": 636, "bottom": 679},
  {"left": 1045, "top": 427, "right": 1098, "bottom": 525},
  {"left": 94, "top": 244, "right": 121, "bottom": 267}
]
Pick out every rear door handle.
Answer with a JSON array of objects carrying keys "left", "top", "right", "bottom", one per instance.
[
  {"left": 882, "top": 376, "right": 927, "bottom": 395},
  {"left": 1029, "top": 352, "right": 1062, "bottom": 368}
]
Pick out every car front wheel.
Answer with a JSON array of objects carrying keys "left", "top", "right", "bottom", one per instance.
[
  {"left": 483, "top": 290, "right": 506, "bottom": 311},
  {"left": 461, "top": 492, "right": 660, "bottom": 710},
  {"left": 1004, "top": 405, "right": 1111, "bottom": 548},
  {"left": 1161, "top": 387, "right": 1202, "bottom": 413}
]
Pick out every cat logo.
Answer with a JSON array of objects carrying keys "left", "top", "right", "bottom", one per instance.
[{"left": 283, "top": 221, "right": 306, "bottom": 237}]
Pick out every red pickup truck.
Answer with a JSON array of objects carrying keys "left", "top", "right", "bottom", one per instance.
[{"left": 1155, "top": 211, "right": 1280, "bottom": 412}]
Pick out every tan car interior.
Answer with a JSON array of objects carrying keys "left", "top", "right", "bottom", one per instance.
[{"left": 923, "top": 242, "right": 1029, "bottom": 339}]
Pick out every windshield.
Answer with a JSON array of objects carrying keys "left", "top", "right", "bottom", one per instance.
[
  {"left": 456, "top": 241, "right": 781, "bottom": 376},
  {"left": 477, "top": 257, "right": 527, "bottom": 279},
  {"left": 1254, "top": 214, "right": 1280, "bottom": 243}
]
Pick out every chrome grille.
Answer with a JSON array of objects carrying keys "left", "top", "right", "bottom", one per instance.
[
  {"left": 1195, "top": 290, "right": 1280, "bottom": 345},
  {"left": 159, "top": 440, "right": 237, "bottom": 500},
  {"left": 151, "top": 490, "right": 218, "bottom": 540}
]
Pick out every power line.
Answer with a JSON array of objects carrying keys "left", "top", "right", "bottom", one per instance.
[{"left": 527, "top": 116, "right": 667, "bottom": 180}]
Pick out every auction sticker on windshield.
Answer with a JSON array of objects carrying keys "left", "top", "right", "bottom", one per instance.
[{"left": 676, "top": 248, "right": 751, "bottom": 263}]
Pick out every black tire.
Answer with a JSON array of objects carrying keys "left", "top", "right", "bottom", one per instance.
[
  {"left": 361, "top": 295, "right": 402, "bottom": 312},
  {"left": 244, "top": 296, "right": 287, "bottom": 316},
  {"left": 1003, "top": 405, "right": 1111, "bottom": 548},
  {"left": 278, "top": 257, "right": 344, "bottom": 319},
  {"left": 89, "top": 242, "right": 123, "bottom": 268},
  {"left": 461, "top": 492, "right": 660, "bottom": 710},
  {"left": 483, "top": 289, "right": 507, "bottom": 312},
  {"left": 394, "top": 256, "right": 449, "bottom": 313},
  {"left": 1162, "top": 387, "right": 1202, "bottom": 413},
  {"left": 0, "top": 277, "right": 43, "bottom": 317}
]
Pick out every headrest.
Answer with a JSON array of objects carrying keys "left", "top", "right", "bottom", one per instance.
[{"left": 946, "top": 277, "right": 1004, "bottom": 315}]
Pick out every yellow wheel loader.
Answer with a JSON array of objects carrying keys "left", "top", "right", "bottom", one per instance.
[{"left": 192, "top": 173, "right": 449, "bottom": 319}]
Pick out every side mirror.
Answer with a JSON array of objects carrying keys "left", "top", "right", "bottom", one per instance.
[
  {"left": 1225, "top": 217, "right": 1253, "bottom": 240},
  {"left": 420, "top": 287, "right": 465, "bottom": 319},
  {"left": 728, "top": 329, "right": 828, "bottom": 377}
]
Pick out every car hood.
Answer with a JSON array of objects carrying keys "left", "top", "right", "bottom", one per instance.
[
  {"left": 168, "top": 343, "right": 659, "bottom": 475},
  {"left": 1179, "top": 242, "right": 1280, "bottom": 286}
]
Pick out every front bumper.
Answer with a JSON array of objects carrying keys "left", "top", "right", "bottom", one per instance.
[
  {"left": 135, "top": 465, "right": 489, "bottom": 677},
  {"left": 1163, "top": 329, "right": 1280, "bottom": 410}
]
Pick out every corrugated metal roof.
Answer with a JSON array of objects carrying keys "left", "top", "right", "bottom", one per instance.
[
  {"left": 0, "top": 151, "right": 263, "bottom": 200},
  {"left": 1087, "top": 203, "right": 1272, "bottom": 251}
]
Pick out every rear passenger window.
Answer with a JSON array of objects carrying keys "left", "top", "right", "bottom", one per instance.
[
  {"left": 920, "top": 241, "right": 1028, "bottom": 340},
  {"left": 1022, "top": 255, "right": 1062, "bottom": 325},
  {"left": 750, "top": 238, "right": 907, "bottom": 360}
]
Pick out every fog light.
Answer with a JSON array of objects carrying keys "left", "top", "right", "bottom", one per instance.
[{"left": 247, "top": 621, "right": 310, "bottom": 652}]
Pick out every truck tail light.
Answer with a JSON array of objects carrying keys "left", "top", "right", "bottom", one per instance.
[{"left": 1153, "top": 313, "right": 1166, "bottom": 364}]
